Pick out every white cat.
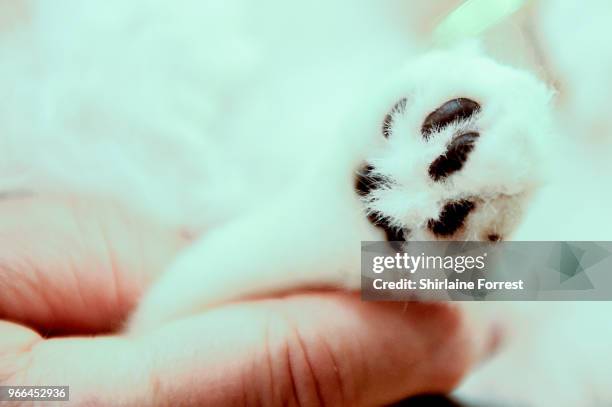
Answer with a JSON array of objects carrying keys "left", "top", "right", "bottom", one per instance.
[
  {"left": 0, "top": 1, "right": 552, "bottom": 333},
  {"left": 129, "top": 46, "right": 553, "bottom": 331},
  {"left": 6, "top": 2, "right": 612, "bottom": 406}
]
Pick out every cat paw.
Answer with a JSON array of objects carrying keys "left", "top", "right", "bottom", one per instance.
[{"left": 356, "top": 47, "right": 554, "bottom": 242}]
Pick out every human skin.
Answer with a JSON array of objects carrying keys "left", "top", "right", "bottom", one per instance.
[{"left": 0, "top": 194, "right": 499, "bottom": 406}]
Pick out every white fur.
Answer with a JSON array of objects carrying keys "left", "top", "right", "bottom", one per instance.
[
  {"left": 6, "top": 3, "right": 608, "bottom": 405},
  {"left": 364, "top": 46, "right": 553, "bottom": 240},
  {"left": 2, "top": 1, "right": 554, "bottom": 330},
  {"left": 0, "top": 0, "right": 415, "bottom": 232},
  {"left": 129, "top": 46, "right": 554, "bottom": 331}
]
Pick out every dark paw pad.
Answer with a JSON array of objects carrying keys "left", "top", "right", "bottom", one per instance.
[
  {"left": 355, "top": 164, "right": 384, "bottom": 197},
  {"left": 487, "top": 233, "right": 502, "bottom": 242},
  {"left": 355, "top": 164, "right": 406, "bottom": 242},
  {"left": 428, "top": 132, "right": 479, "bottom": 181},
  {"left": 422, "top": 98, "right": 481, "bottom": 182},
  {"left": 421, "top": 98, "right": 480, "bottom": 139},
  {"left": 428, "top": 200, "right": 475, "bottom": 237},
  {"left": 382, "top": 98, "right": 407, "bottom": 138}
]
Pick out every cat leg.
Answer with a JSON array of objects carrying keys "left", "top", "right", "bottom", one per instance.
[{"left": 128, "top": 181, "right": 380, "bottom": 333}]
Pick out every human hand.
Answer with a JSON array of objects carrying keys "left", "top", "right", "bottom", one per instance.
[{"left": 0, "top": 194, "right": 499, "bottom": 406}]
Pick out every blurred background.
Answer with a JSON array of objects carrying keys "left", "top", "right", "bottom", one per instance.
[{"left": 1, "top": 0, "right": 611, "bottom": 405}]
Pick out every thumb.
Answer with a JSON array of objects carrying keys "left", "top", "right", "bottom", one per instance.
[{"left": 1, "top": 294, "right": 498, "bottom": 406}]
